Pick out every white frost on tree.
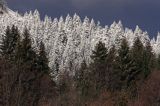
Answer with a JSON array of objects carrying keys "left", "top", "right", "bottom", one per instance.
[{"left": 0, "top": 7, "right": 159, "bottom": 77}]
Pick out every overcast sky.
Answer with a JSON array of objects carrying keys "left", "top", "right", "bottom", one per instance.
[{"left": 6, "top": 0, "right": 160, "bottom": 38}]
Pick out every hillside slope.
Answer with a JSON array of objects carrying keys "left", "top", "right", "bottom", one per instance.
[{"left": 0, "top": 7, "right": 159, "bottom": 75}]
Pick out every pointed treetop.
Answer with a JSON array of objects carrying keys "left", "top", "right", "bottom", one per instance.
[
  {"left": 151, "top": 37, "right": 156, "bottom": 45},
  {"left": 134, "top": 25, "right": 142, "bottom": 34},
  {"left": 28, "top": 11, "right": 33, "bottom": 17},
  {"left": 91, "top": 41, "right": 108, "bottom": 62},
  {"left": 97, "top": 21, "right": 101, "bottom": 26},
  {"left": 73, "top": 13, "right": 79, "bottom": 19},
  {"left": 90, "top": 18, "right": 95, "bottom": 28},
  {"left": 117, "top": 20, "right": 123, "bottom": 27},
  {"left": 48, "top": 17, "right": 52, "bottom": 22},
  {"left": 73, "top": 13, "right": 77, "bottom": 17},
  {"left": 65, "top": 14, "right": 72, "bottom": 23},
  {"left": 91, "top": 18, "right": 95, "bottom": 24},
  {"left": 73, "top": 13, "right": 81, "bottom": 21},
  {"left": 84, "top": 16, "right": 90, "bottom": 23},
  {"left": 73, "top": 13, "right": 82, "bottom": 27},
  {"left": 110, "top": 21, "right": 117, "bottom": 28},
  {"left": 53, "top": 18, "right": 58, "bottom": 23},
  {"left": 65, "top": 14, "right": 72, "bottom": 24},
  {"left": 156, "top": 32, "right": 160, "bottom": 43},
  {"left": 135, "top": 25, "right": 140, "bottom": 29},
  {"left": 103, "top": 25, "right": 109, "bottom": 35},
  {"left": 44, "top": 15, "right": 49, "bottom": 21},
  {"left": 24, "top": 12, "right": 29, "bottom": 17},
  {"left": 66, "top": 14, "right": 71, "bottom": 19},
  {"left": 59, "top": 16, "right": 64, "bottom": 22},
  {"left": 33, "top": 9, "right": 39, "bottom": 16},
  {"left": 115, "top": 20, "right": 124, "bottom": 32},
  {"left": 82, "top": 16, "right": 90, "bottom": 27}
]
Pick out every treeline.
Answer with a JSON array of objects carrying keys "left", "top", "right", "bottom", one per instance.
[
  {"left": 0, "top": 25, "right": 57, "bottom": 106},
  {"left": 0, "top": 25, "right": 160, "bottom": 106},
  {"left": 58, "top": 36, "right": 160, "bottom": 105},
  {"left": 75, "top": 37, "right": 154, "bottom": 104}
]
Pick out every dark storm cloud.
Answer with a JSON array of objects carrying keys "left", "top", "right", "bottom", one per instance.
[{"left": 5, "top": 0, "right": 160, "bottom": 37}]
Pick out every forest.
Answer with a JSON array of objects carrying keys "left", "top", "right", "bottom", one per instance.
[{"left": 0, "top": 25, "right": 160, "bottom": 106}]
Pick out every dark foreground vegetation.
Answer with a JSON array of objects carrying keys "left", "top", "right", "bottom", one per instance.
[{"left": 0, "top": 25, "right": 160, "bottom": 106}]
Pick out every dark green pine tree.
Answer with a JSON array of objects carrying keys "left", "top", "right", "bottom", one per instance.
[
  {"left": 21, "top": 28, "right": 37, "bottom": 67},
  {"left": 90, "top": 41, "right": 108, "bottom": 90},
  {"left": 37, "top": 41, "right": 49, "bottom": 72},
  {"left": 75, "top": 61, "right": 95, "bottom": 100},
  {"left": 0, "top": 25, "right": 20, "bottom": 61},
  {"left": 105, "top": 45, "right": 121, "bottom": 91},
  {"left": 14, "top": 33, "right": 22, "bottom": 63},
  {"left": 143, "top": 41, "right": 155, "bottom": 78},
  {"left": 129, "top": 37, "right": 144, "bottom": 82},
  {"left": 91, "top": 41, "right": 108, "bottom": 63},
  {"left": 116, "top": 38, "right": 133, "bottom": 87},
  {"left": 10, "top": 25, "right": 21, "bottom": 61},
  {"left": 75, "top": 60, "right": 91, "bottom": 98}
]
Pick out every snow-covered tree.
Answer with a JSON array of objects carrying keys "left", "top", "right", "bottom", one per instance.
[{"left": 0, "top": 7, "right": 157, "bottom": 77}]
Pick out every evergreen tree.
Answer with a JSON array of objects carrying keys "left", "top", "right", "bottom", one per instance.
[
  {"left": 14, "top": 33, "right": 22, "bottom": 63},
  {"left": 75, "top": 60, "right": 92, "bottom": 98},
  {"left": 0, "top": 26, "right": 11, "bottom": 58},
  {"left": 143, "top": 41, "right": 155, "bottom": 77},
  {"left": 10, "top": 25, "right": 21, "bottom": 61},
  {"left": 130, "top": 37, "right": 144, "bottom": 82},
  {"left": 37, "top": 41, "right": 49, "bottom": 72},
  {"left": 105, "top": 45, "right": 121, "bottom": 91},
  {"left": 0, "top": 25, "right": 20, "bottom": 61},
  {"left": 116, "top": 38, "right": 133, "bottom": 87},
  {"left": 90, "top": 41, "right": 108, "bottom": 91},
  {"left": 91, "top": 41, "right": 108, "bottom": 63},
  {"left": 21, "top": 28, "right": 37, "bottom": 67},
  {"left": 18, "top": 29, "right": 38, "bottom": 70}
]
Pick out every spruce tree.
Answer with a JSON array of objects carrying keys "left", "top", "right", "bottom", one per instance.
[
  {"left": 90, "top": 41, "right": 108, "bottom": 91},
  {"left": 116, "top": 38, "right": 133, "bottom": 87},
  {"left": 105, "top": 45, "right": 121, "bottom": 91},
  {"left": 14, "top": 34, "right": 22, "bottom": 63},
  {"left": 37, "top": 41, "right": 49, "bottom": 72},
  {"left": 0, "top": 26, "right": 11, "bottom": 58},
  {"left": 22, "top": 29, "right": 36, "bottom": 62},
  {"left": 91, "top": 41, "right": 108, "bottom": 63},
  {"left": 10, "top": 25, "right": 21, "bottom": 61},
  {"left": 130, "top": 37, "right": 144, "bottom": 82},
  {"left": 21, "top": 28, "right": 37, "bottom": 67},
  {"left": 75, "top": 60, "right": 95, "bottom": 98},
  {"left": 143, "top": 41, "right": 154, "bottom": 77},
  {"left": 0, "top": 25, "right": 20, "bottom": 61}
]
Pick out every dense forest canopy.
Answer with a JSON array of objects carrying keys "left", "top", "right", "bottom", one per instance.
[
  {"left": 0, "top": 25, "right": 160, "bottom": 106},
  {"left": 0, "top": 1, "right": 160, "bottom": 105}
]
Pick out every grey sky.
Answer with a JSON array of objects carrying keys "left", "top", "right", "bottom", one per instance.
[{"left": 6, "top": 0, "right": 160, "bottom": 37}]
